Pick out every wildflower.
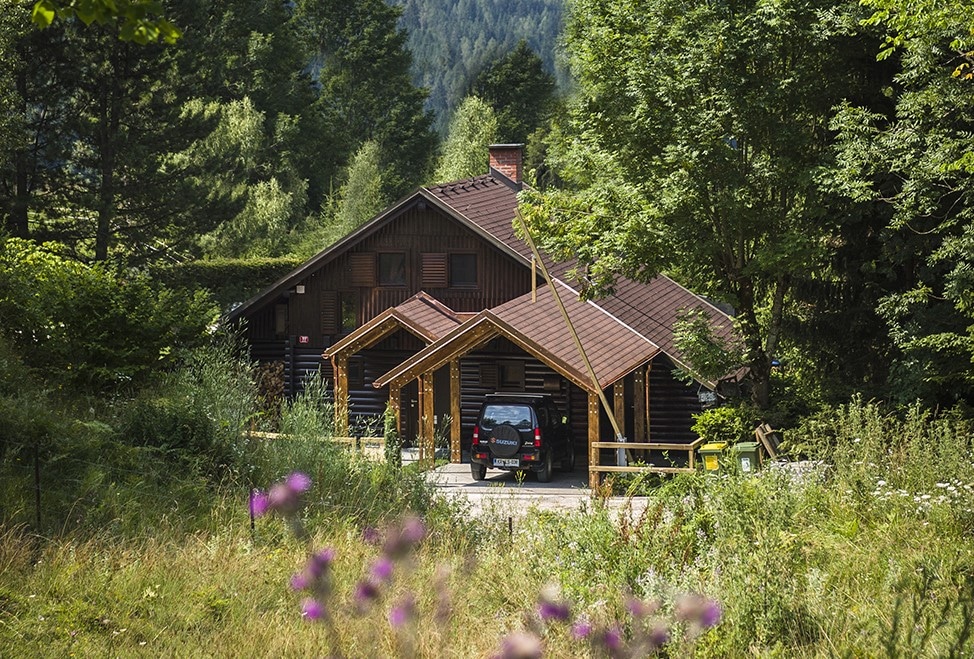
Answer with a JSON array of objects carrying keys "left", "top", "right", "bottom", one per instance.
[
  {"left": 625, "top": 596, "right": 660, "bottom": 619},
  {"left": 571, "top": 620, "right": 593, "bottom": 640},
  {"left": 290, "top": 572, "right": 310, "bottom": 591},
  {"left": 601, "top": 624, "right": 624, "bottom": 655},
  {"left": 251, "top": 472, "right": 312, "bottom": 517},
  {"left": 648, "top": 623, "right": 670, "bottom": 649},
  {"left": 308, "top": 548, "right": 336, "bottom": 577},
  {"left": 675, "top": 593, "right": 722, "bottom": 628},
  {"left": 389, "top": 594, "right": 417, "bottom": 628},
  {"left": 370, "top": 557, "right": 394, "bottom": 583},
  {"left": 354, "top": 580, "right": 380, "bottom": 610},
  {"left": 384, "top": 515, "right": 427, "bottom": 558},
  {"left": 495, "top": 631, "right": 542, "bottom": 659},
  {"left": 362, "top": 526, "right": 381, "bottom": 545},
  {"left": 301, "top": 598, "right": 326, "bottom": 621},
  {"left": 250, "top": 491, "right": 269, "bottom": 517},
  {"left": 537, "top": 583, "right": 571, "bottom": 622}
]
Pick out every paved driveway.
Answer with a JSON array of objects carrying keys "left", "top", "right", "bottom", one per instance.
[{"left": 425, "top": 462, "right": 649, "bottom": 518}]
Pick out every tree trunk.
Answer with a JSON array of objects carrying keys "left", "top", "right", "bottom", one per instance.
[
  {"left": 7, "top": 69, "right": 30, "bottom": 238},
  {"left": 94, "top": 72, "right": 119, "bottom": 261},
  {"left": 735, "top": 278, "right": 772, "bottom": 409}
]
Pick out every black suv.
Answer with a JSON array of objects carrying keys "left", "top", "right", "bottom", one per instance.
[{"left": 469, "top": 393, "right": 575, "bottom": 482}]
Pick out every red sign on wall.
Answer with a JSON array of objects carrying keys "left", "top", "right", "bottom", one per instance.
[{"left": 298, "top": 336, "right": 310, "bottom": 344}]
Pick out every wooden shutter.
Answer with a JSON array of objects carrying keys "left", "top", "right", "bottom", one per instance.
[
  {"left": 421, "top": 253, "right": 448, "bottom": 288},
  {"left": 349, "top": 253, "right": 375, "bottom": 287},
  {"left": 320, "top": 290, "right": 338, "bottom": 335},
  {"left": 479, "top": 363, "right": 498, "bottom": 388}
]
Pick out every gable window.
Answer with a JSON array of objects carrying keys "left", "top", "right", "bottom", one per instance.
[
  {"left": 450, "top": 253, "right": 477, "bottom": 288},
  {"left": 378, "top": 252, "right": 406, "bottom": 286}
]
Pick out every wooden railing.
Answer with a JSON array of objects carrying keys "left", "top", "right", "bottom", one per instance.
[
  {"left": 244, "top": 431, "right": 386, "bottom": 460},
  {"left": 589, "top": 437, "right": 707, "bottom": 476}
]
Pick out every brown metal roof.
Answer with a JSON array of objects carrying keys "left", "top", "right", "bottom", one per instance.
[
  {"left": 230, "top": 169, "right": 738, "bottom": 382},
  {"left": 323, "top": 292, "right": 463, "bottom": 359},
  {"left": 373, "top": 280, "right": 661, "bottom": 393}
]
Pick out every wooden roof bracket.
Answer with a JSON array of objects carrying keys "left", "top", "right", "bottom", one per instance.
[{"left": 514, "top": 210, "right": 626, "bottom": 445}]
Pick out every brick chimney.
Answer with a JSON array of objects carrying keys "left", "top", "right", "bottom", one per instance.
[{"left": 488, "top": 144, "right": 524, "bottom": 189}]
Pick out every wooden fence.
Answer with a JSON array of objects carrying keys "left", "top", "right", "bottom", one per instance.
[{"left": 245, "top": 431, "right": 387, "bottom": 461}]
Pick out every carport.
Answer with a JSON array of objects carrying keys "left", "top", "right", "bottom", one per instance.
[{"left": 373, "top": 279, "right": 666, "bottom": 488}]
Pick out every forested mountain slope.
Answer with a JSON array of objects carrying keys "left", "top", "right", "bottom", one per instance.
[{"left": 392, "top": 0, "right": 564, "bottom": 133}]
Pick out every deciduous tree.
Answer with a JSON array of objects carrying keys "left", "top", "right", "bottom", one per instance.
[{"left": 522, "top": 0, "right": 878, "bottom": 408}]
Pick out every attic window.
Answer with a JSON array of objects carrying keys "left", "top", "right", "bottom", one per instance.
[
  {"left": 378, "top": 252, "right": 406, "bottom": 286},
  {"left": 450, "top": 253, "right": 477, "bottom": 288}
]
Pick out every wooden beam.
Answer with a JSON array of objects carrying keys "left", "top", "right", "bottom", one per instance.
[
  {"left": 588, "top": 392, "right": 600, "bottom": 490},
  {"left": 388, "top": 383, "right": 401, "bottom": 437},
  {"left": 614, "top": 380, "right": 626, "bottom": 466},
  {"left": 333, "top": 354, "right": 349, "bottom": 437},
  {"left": 420, "top": 372, "right": 435, "bottom": 468},
  {"left": 450, "top": 360, "right": 461, "bottom": 463},
  {"left": 645, "top": 362, "right": 653, "bottom": 443},
  {"left": 633, "top": 368, "right": 646, "bottom": 445}
]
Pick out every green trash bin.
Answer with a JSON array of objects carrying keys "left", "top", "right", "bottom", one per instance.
[
  {"left": 698, "top": 442, "right": 727, "bottom": 472},
  {"left": 731, "top": 441, "right": 762, "bottom": 473}
]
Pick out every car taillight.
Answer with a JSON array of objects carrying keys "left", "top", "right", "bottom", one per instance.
[
  {"left": 533, "top": 427, "right": 541, "bottom": 447},
  {"left": 473, "top": 425, "right": 480, "bottom": 444}
]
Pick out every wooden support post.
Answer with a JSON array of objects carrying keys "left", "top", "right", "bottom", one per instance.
[
  {"left": 450, "top": 360, "right": 461, "bottom": 463},
  {"left": 614, "top": 381, "right": 627, "bottom": 466},
  {"left": 633, "top": 368, "right": 647, "bottom": 454},
  {"left": 645, "top": 362, "right": 653, "bottom": 443},
  {"left": 388, "top": 383, "right": 402, "bottom": 436},
  {"left": 421, "top": 372, "right": 435, "bottom": 467},
  {"left": 333, "top": 354, "right": 349, "bottom": 437},
  {"left": 588, "top": 392, "right": 600, "bottom": 490}
]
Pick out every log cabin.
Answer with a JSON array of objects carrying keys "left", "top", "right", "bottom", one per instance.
[{"left": 227, "top": 145, "right": 740, "bottom": 486}]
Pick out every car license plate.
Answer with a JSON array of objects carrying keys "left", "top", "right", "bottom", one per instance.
[{"left": 493, "top": 458, "right": 519, "bottom": 467}]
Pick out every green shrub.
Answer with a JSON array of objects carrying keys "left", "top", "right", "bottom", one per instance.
[{"left": 691, "top": 406, "right": 751, "bottom": 444}]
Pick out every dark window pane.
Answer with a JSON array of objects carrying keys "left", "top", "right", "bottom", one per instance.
[
  {"left": 449, "top": 253, "right": 477, "bottom": 288},
  {"left": 378, "top": 253, "right": 406, "bottom": 286},
  {"left": 340, "top": 293, "right": 357, "bottom": 333}
]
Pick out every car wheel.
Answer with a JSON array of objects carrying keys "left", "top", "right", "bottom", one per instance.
[
  {"left": 471, "top": 462, "right": 487, "bottom": 481},
  {"left": 537, "top": 451, "right": 553, "bottom": 483},
  {"left": 561, "top": 440, "right": 576, "bottom": 473}
]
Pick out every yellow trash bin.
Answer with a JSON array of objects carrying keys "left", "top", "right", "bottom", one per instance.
[{"left": 698, "top": 442, "right": 727, "bottom": 472}]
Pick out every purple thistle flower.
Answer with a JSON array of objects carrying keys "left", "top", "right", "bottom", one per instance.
[
  {"left": 401, "top": 515, "right": 427, "bottom": 544},
  {"left": 700, "top": 599, "right": 722, "bottom": 628},
  {"left": 495, "top": 631, "right": 542, "bottom": 659},
  {"left": 267, "top": 482, "right": 298, "bottom": 515},
  {"left": 301, "top": 598, "right": 325, "bottom": 621},
  {"left": 538, "top": 600, "right": 571, "bottom": 622},
  {"left": 388, "top": 594, "right": 417, "bottom": 629},
  {"left": 370, "top": 557, "right": 394, "bottom": 583},
  {"left": 384, "top": 515, "right": 428, "bottom": 557},
  {"left": 290, "top": 571, "right": 310, "bottom": 591},
  {"left": 601, "top": 624, "right": 624, "bottom": 654},
  {"left": 354, "top": 580, "right": 380, "bottom": 609},
  {"left": 536, "top": 583, "right": 571, "bottom": 622},
  {"left": 307, "top": 548, "right": 335, "bottom": 577},
  {"left": 286, "top": 472, "right": 312, "bottom": 493},
  {"left": 249, "top": 491, "right": 269, "bottom": 517},
  {"left": 648, "top": 623, "right": 670, "bottom": 649},
  {"left": 571, "top": 620, "right": 593, "bottom": 640},
  {"left": 625, "top": 596, "right": 660, "bottom": 619}
]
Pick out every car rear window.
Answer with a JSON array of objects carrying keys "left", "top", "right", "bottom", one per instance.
[{"left": 480, "top": 404, "right": 534, "bottom": 429}]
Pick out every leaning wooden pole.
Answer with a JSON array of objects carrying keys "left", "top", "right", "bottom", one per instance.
[{"left": 514, "top": 210, "right": 626, "bottom": 488}]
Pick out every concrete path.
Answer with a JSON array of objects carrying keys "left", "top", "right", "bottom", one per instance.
[{"left": 424, "top": 462, "right": 650, "bottom": 518}]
